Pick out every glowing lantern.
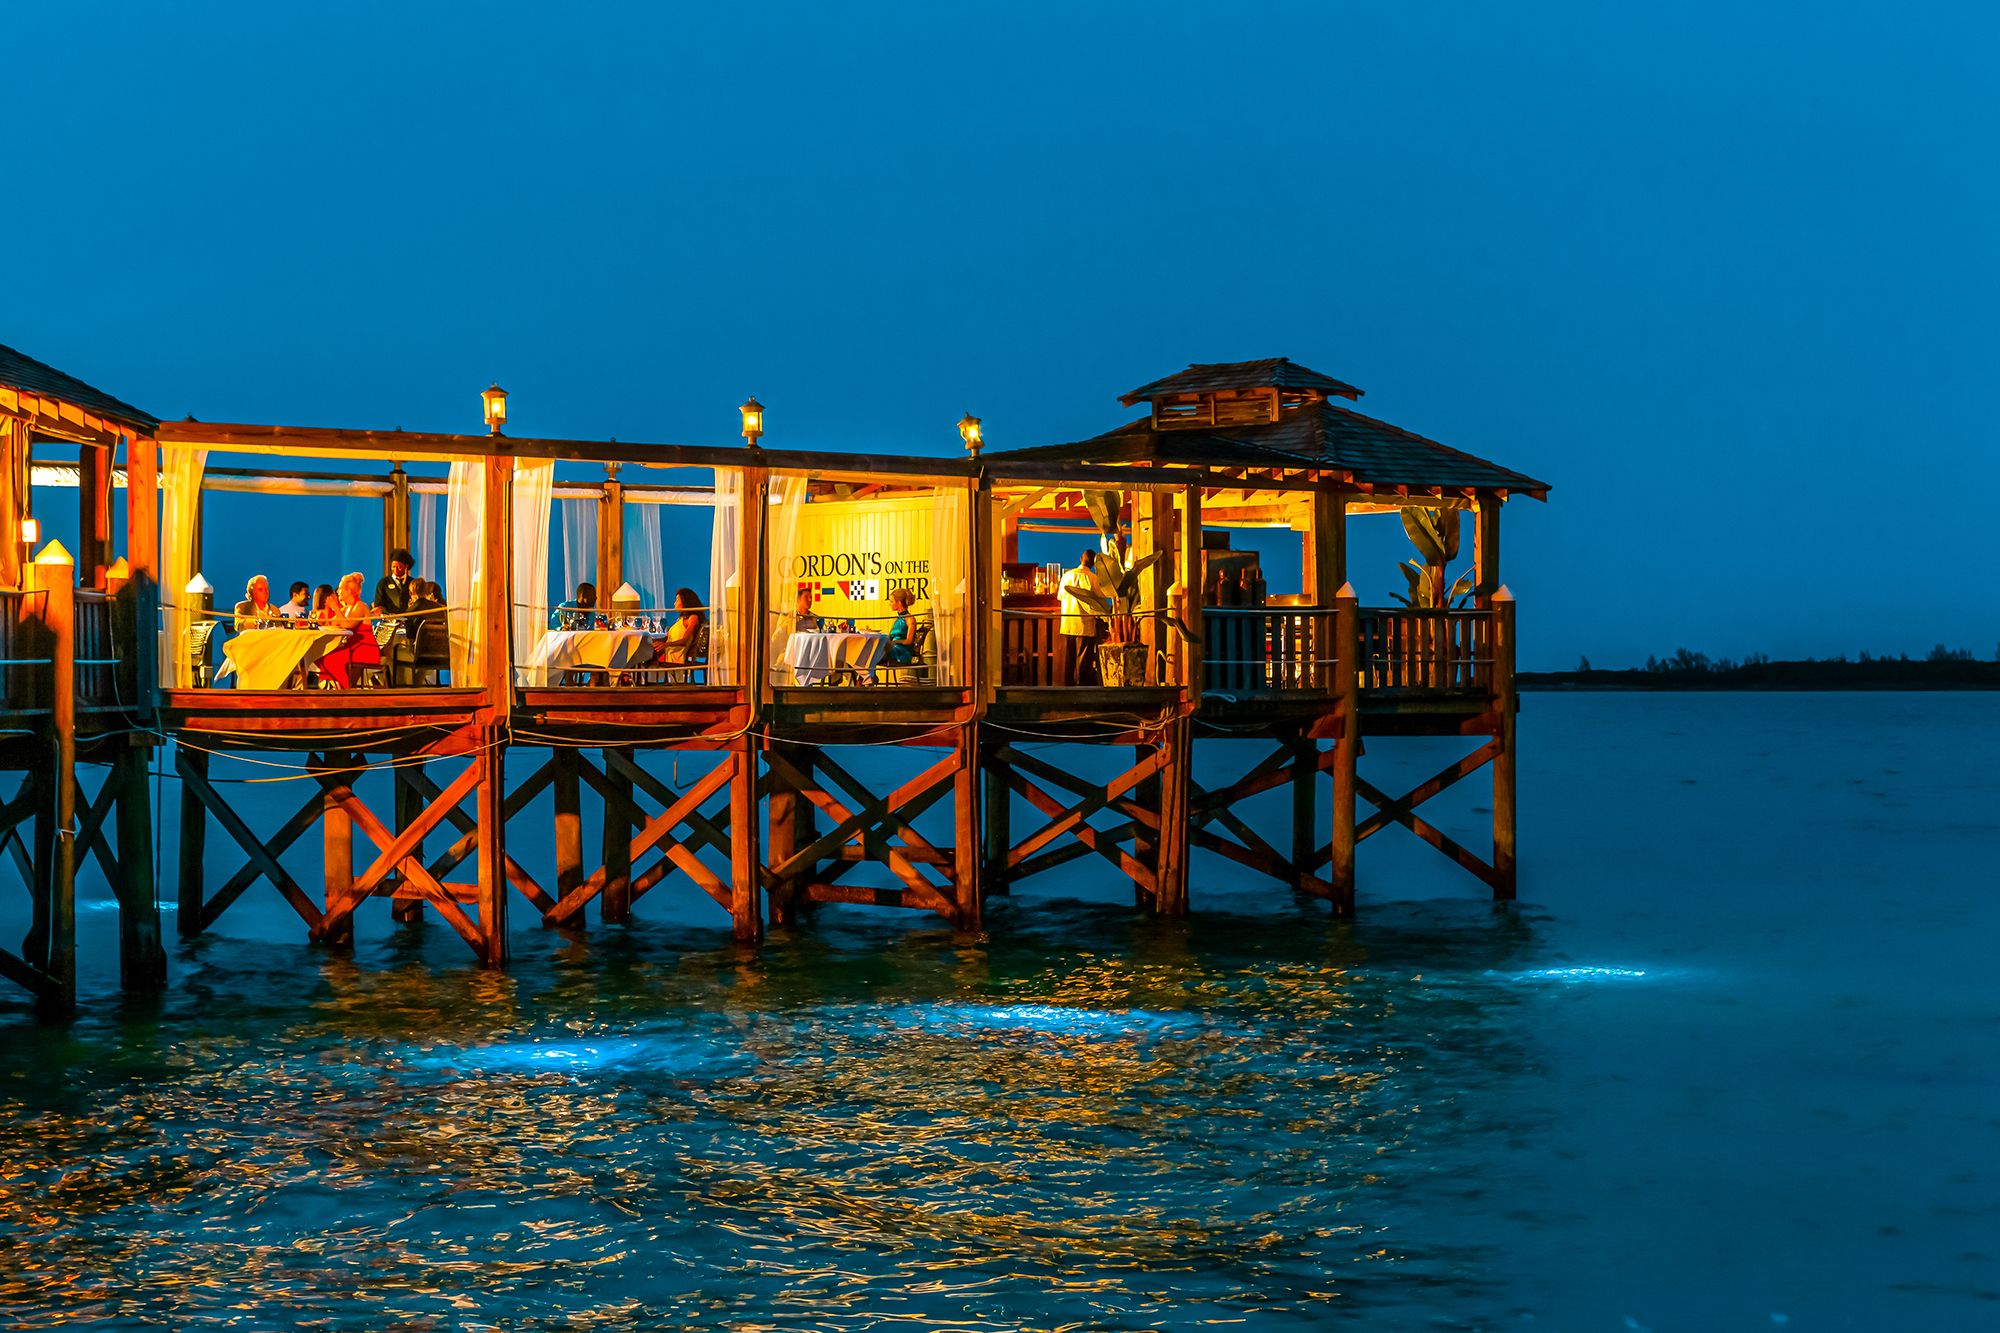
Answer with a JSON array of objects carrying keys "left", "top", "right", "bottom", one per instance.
[
  {"left": 18, "top": 516, "right": 38, "bottom": 546},
  {"left": 957, "top": 413, "right": 983, "bottom": 456},
  {"left": 739, "top": 397, "right": 764, "bottom": 446},
  {"left": 481, "top": 384, "right": 509, "bottom": 435}
]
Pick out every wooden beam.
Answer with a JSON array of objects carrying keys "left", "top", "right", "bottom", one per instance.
[{"left": 1492, "top": 587, "right": 1517, "bottom": 899}]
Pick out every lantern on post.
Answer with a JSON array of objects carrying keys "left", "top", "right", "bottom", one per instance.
[
  {"left": 481, "top": 384, "right": 509, "bottom": 436},
  {"left": 957, "top": 412, "right": 983, "bottom": 458},
  {"left": 739, "top": 397, "right": 765, "bottom": 448},
  {"left": 18, "top": 516, "right": 39, "bottom": 552}
]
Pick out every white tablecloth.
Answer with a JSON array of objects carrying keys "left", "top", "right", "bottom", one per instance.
[
  {"left": 784, "top": 631, "right": 891, "bottom": 686},
  {"left": 217, "top": 628, "right": 349, "bottom": 690},
  {"left": 520, "top": 629, "right": 657, "bottom": 687}
]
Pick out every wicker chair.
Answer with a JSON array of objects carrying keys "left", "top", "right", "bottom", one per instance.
[
  {"left": 357, "top": 621, "right": 401, "bottom": 689},
  {"left": 187, "top": 620, "right": 220, "bottom": 687}
]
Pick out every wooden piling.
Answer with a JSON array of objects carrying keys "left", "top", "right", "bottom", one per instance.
[
  {"left": 391, "top": 764, "right": 424, "bottom": 925},
  {"left": 1492, "top": 587, "right": 1517, "bottom": 899},
  {"left": 953, "top": 723, "right": 982, "bottom": 930},
  {"left": 728, "top": 735, "right": 761, "bottom": 942},
  {"left": 33, "top": 551, "right": 77, "bottom": 1014},
  {"left": 599, "top": 753, "right": 633, "bottom": 923},
  {"left": 552, "top": 748, "right": 584, "bottom": 921},
  {"left": 322, "top": 773, "right": 355, "bottom": 949},
  {"left": 115, "top": 746, "right": 165, "bottom": 990},
  {"left": 1290, "top": 732, "right": 1317, "bottom": 880},
  {"left": 474, "top": 733, "right": 509, "bottom": 965},
  {"left": 1328, "top": 584, "right": 1359, "bottom": 914},
  {"left": 176, "top": 745, "right": 208, "bottom": 937}
]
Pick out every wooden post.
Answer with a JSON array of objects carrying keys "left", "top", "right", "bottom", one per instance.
[
  {"left": 475, "top": 735, "right": 508, "bottom": 965},
  {"left": 1492, "top": 587, "right": 1517, "bottom": 899},
  {"left": 598, "top": 466, "right": 624, "bottom": 594},
  {"left": 1474, "top": 493, "right": 1502, "bottom": 608},
  {"left": 115, "top": 745, "right": 165, "bottom": 991},
  {"left": 982, "top": 747, "right": 1010, "bottom": 897},
  {"left": 740, "top": 466, "right": 770, "bottom": 704},
  {"left": 1153, "top": 720, "right": 1192, "bottom": 915},
  {"left": 126, "top": 436, "right": 159, "bottom": 709},
  {"left": 0, "top": 414, "right": 25, "bottom": 591},
  {"left": 474, "top": 454, "right": 513, "bottom": 966},
  {"left": 385, "top": 463, "right": 411, "bottom": 576},
  {"left": 766, "top": 742, "right": 807, "bottom": 927},
  {"left": 176, "top": 744, "right": 208, "bottom": 936},
  {"left": 1291, "top": 732, "right": 1317, "bottom": 882},
  {"left": 391, "top": 764, "right": 424, "bottom": 925},
  {"left": 1310, "top": 490, "right": 1346, "bottom": 690},
  {"left": 322, "top": 772, "right": 354, "bottom": 949},
  {"left": 78, "top": 443, "right": 112, "bottom": 590},
  {"left": 728, "top": 734, "right": 761, "bottom": 942},
  {"left": 1132, "top": 490, "right": 1169, "bottom": 685},
  {"left": 552, "top": 748, "right": 584, "bottom": 923},
  {"left": 952, "top": 723, "right": 982, "bottom": 930},
  {"left": 601, "top": 752, "right": 633, "bottom": 924},
  {"left": 1328, "top": 584, "right": 1360, "bottom": 915},
  {"left": 1177, "top": 484, "right": 1203, "bottom": 690},
  {"left": 33, "top": 549, "right": 77, "bottom": 1014}
]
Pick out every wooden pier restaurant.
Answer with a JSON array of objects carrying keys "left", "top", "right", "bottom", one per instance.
[{"left": 0, "top": 344, "right": 1547, "bottom": 1014}]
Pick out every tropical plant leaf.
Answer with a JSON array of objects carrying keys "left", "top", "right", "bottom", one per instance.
[
  {"left": 1400, "top": 508, "right": 1446, "bottom": 566},
  {"left": 1083, "top": 490, "right": 1122, "bottom": 540}
]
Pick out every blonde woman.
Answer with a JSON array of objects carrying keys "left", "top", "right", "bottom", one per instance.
[{"left": 315, "top": 571, "right": 382, "bottom": 689}]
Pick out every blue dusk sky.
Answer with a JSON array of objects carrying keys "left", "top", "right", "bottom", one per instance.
[{"left": 7, "top": 1, "right": 1995, "bottom": 668}]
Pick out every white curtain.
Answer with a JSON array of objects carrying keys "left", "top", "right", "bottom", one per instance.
[
  {"left": 444, "top": 462, "right": 485, "bottom": 687},
  {"left": 708, "top": 468, "right": 740, "bottom": 686},
  {"left": 630, "top": 502, "right": 664, "bottom": 608},
  {"left": 159, "top": 443, "right": 208, "bottom": 686},
  {"left": 415, "top": 491, "right": 441, "bottom": 588},
  {"left": 512, "top": 461, "right": 554, "bottom": 673},
  {"left": 765, "top": 472, "right": 808, "bottom": 685},
  {"left": 559, "top": 496, "right": 596, "bottom": 601},
  {"left": 930, "top": 485, "right": 967, "bottom": 688}
]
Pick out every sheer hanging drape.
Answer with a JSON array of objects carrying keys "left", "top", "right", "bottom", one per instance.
[
  {"left": 444, "top": 462, "right": 485, "bottom": 687},
  {"left": 929, "top": 485, "right": 967, "bottom": 687},
  {"left": 512, "top": 461, "right": 554, "bottom": 675},
  {"left": 707, "top": 468, "right": 741, "bottom": 686},
  {"left": 414, "top": 491, "right": 441, "bottom": 588},
  {"left": 629, "top": 503, "right": 663, "bottom": 607},
  {"left": 559, "top": 496, "right": 597, "bottom": 601},
  {"left": 159, "top": 443, "right": 207, "bottom": 686},
  {"left": 765, "top": 473, "right": 808, "bottom": 685}
]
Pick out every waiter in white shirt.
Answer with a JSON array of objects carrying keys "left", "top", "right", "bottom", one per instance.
[{"left": 1058, "top": 549, "right": 1105, "bottom": 686}]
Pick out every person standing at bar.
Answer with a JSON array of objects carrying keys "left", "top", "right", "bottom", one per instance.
[
  {"left": 374, "top": 548, "right": 417, "bottom": 685},
  {"left": 1059, "top": 549, "right": 1104, "bottom": 687}
]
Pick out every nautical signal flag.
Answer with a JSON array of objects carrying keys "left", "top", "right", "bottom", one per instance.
[{"left": 839, "top": 578, "right": 881, "bottom": 600}]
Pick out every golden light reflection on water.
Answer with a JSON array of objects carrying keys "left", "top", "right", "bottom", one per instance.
[{"left": 0, "top": 905, "right": 1538, "bottom": 1328}]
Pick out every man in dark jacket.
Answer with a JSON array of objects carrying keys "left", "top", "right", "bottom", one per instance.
[{"left": 374, "top": 548, "right": 416, "bottom": 683}]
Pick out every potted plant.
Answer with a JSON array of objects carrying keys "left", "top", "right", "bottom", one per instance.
[
  {"left": 1080, "top": 491, "right": 1163, "bottom": 687},
  {"left": 1394, "top": 506, "right": 1476, "bottom": 609}
]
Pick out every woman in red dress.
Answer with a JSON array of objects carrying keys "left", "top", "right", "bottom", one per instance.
[{"left": 315, "top": 572, "right": 383, "bottom": 689}]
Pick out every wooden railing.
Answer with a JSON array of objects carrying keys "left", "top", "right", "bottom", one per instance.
[
  {"left": 1203, "top": 609, "right": 1338, "bottom": 694},
  {"left": 74, "top": 591, "right": 119, "bottom": 709},
  {"left": 1357, "top": 608, "right": 1494, "bottom": 692},
  {"left": 0, "top": 589, "right": 35, "bottom": 709},
  {"left": 999, "top": 611, "right": 1062, "bottom": 686}
]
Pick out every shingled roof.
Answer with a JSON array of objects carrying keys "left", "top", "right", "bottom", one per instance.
[
  {"left": 0, "top": 341, "right": 159, "bottom": 434},
  {"left": 1120, "top": 358, "right": 1363, "bottom": 406},
  {"left": 988, "top": 400, "right": 1549, "bottom": 496}
]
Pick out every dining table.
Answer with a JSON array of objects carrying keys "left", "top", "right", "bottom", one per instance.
[
  {"left": 783, "top": 630, "right": 892, "bottom": 686},
  {"left": 520, "top": 628, "right": 658, "bottom": 687},
  {"left": 215, "top": 627, "right": 351, "bottom": 690}
]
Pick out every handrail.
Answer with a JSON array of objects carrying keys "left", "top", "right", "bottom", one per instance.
[{"left": 1356, "top": 607, "right": 1495, "bottom": 692}]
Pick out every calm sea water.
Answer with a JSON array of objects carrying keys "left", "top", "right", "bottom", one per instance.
[{"left": 2, "top": 693, "right": 1996, "bottom": 1330}]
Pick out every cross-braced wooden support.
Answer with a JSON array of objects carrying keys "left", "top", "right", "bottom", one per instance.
[
  {"left": 984, "top": 733, "right": 1184, "bottom": 912},
  {"left": 540, "top": 747, "right": 745, "bottom": 934},
  {"left": 1187, "top": 734, "right": 1350, "bottom": 912},
  {"left": 1, "top": 746, "right": 162, "bottom": 1014},
  {"left": 174, "top": 735, "right": 527, "bottom": 965},
  {"left": 763, "top": 727, "right": 981, "bottom": 929}
]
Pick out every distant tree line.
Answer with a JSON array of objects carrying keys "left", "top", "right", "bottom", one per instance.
[{"left": 1526, "top": 644, "right": 2000, "bottom": 691}]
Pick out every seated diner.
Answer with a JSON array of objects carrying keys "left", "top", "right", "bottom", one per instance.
[{"left": 313, "top": 571, "right": 382, "bottom": 689}]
